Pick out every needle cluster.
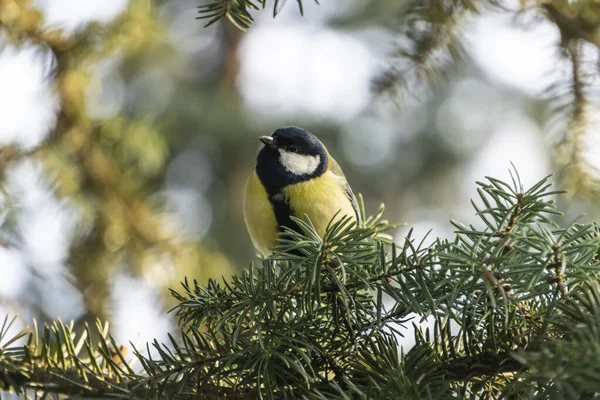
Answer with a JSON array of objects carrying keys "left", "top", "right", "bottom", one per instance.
[{"left": 2, "top": 169, "right": 600, "bottom": 398}]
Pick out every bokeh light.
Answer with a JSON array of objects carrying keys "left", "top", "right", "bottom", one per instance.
[
  {"left": 34, "top": 0, "right": 129, "bottom": 33},
  {"left": 0, "top": 44, "right": 58, "bottom": 149},
  {"left": 468, "top": 14, "right": 562, "bottom": 96},
  {"left": 238, "top": 23, "right": 377, "bottom": 122}
]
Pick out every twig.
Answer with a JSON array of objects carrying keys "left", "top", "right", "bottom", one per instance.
[{"left": 445, "top": 351, "right": 523, "bottom": 380}]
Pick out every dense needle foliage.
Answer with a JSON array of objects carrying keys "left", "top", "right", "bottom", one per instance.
[{"left": 2, "top": 170, "right": 600, "bottom": 398}]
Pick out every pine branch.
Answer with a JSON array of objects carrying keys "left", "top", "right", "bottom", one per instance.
[
  {"left": 196, "top": 0, "right": 318, "bottom": 29},
  {"left": 374, "top": 0, "right": 473, "bottom": 98},
  {"left": 506, "top": 282, "right": 600, "bottom": 396},
  {"left": 445, "top": 351, "right": 522, "bottom": 380},
  {"left": 2, "top": 170, "right": 600, "bottom": 398},
  {"left": 371, "top": 0, "right": 600, "bottom": 206},
  {"left": 0, "top": 317, "right": 132, "bottom": 397},
  {"left": 542, "top": 2, "right": 600, "bottom": 49},
  {"left": 549, "top": 37, "right": 600, "bottom": 200}
]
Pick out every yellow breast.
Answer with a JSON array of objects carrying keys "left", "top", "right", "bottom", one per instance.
[
  {"left": 244, "top": 170, "right": 357, "bottom": 256},
  {"left": 284, "top": 171, "right": 357, "bottom": 239}
]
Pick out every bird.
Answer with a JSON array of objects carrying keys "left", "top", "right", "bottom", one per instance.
[{"left": 243, "top": 126, "right": 360, "bottom": 256}]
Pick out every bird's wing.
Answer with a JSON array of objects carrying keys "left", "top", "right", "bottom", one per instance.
[{"left": 328, "top": 155, "right": 362, "bottom": 224}]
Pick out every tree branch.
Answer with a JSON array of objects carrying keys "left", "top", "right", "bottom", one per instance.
[{"left": 445, "top": 351, "right": 523, "bottom": 381}]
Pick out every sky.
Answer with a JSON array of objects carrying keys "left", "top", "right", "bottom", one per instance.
[{"left": 0, "top": 0, "right": 576, "bottom": 361}]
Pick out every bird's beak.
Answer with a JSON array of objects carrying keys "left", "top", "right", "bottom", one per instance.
[{"left": 259, "top": 136, "right": 276, "bottom": 149}]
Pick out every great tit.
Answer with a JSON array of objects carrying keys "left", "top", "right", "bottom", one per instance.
[{"left": 243, "top": 126, "right": 360, "bottom": 256}]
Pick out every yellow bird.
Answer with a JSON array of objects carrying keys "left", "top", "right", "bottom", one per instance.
[{"left": 243, "top": 126, "right": 360, "bottom": 256}]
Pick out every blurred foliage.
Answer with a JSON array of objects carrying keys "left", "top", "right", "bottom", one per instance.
[
  {"left": 372, "top": 0, "right": 600, "bottom": 203},
  {"left": 201, "top": 0, "right": 600, "bottom": 203},
  {"left": 0, "top": 0, "right": 233, "bottom": 320}
]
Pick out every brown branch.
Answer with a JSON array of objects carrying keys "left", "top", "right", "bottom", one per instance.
[
  {"left": 445, "top": 351, "right": 523, "bottom": 381},
  {"left": 547, "top": 244, "right": 568, "bottom": 297},
  {"left": 542, "top": 3, "right": 600, "bottom": 49},
  {"left": 562, "top": 40, "right": 593, "bottom": 194},
  {"left": 500, "top": 193, "right": 524, "bottom": 239}
]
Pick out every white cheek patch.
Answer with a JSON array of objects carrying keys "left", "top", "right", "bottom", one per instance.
[{"left": 278, "top": 150, "right": 321, "bottom": 175}]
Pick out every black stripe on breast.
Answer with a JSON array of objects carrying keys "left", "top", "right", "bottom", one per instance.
[{"left": 268, "top": 192, "right": 301, "bottom": 235}]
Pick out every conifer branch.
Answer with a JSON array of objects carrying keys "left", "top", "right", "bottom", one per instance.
[
  {"left": 196, "top": 0, "right": 317, "bottom": 29},
  {"left": 1, "top": 169, "right": 600, "bottom": 398},
  {"left": 445, "top": 351, "right": 522, "bottom": 380},
  {"left": 542, "top": 2, "right": 600, "bottom": 50},
  {"left": 374, "top": 0, "right": 471, "bottom": 98}
]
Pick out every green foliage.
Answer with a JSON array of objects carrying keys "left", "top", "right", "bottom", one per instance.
[
  {"left": 195, "top": 0, "right": 600, "bottom": 198},
  {"left": 0, "top": 0, "right": 234, "bottom": 318},
  {"left": 3, "top": 170, "right": 600, "bottom": 398},
  {"left": 0, "top": 316, "right": 132, "bottom": 396},
  {"left": 508, "top": 283, "right": 600, "bottom": 397},
  {"left": 197, "top": 0, "right": 318, "bottom": 29}
]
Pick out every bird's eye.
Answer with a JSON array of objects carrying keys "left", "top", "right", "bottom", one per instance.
[{"left": 289, "top": 145, "right": 299, "bottom": 153}]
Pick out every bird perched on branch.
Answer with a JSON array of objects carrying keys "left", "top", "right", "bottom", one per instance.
[{"left": 244, "top": 126, "right": 360, "bottom": 256}]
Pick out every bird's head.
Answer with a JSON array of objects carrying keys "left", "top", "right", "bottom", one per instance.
[{"left": 256, "top": 126, "right": 329, "bottom": 192}]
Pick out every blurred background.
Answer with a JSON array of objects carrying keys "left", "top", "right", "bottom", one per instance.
[{"left": 0, "top": 0, "right": 599, "bottom": 365}]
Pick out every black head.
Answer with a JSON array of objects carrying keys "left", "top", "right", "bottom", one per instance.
[{"left": 255, "top": 126, "right": 328, "bottom": 193}]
